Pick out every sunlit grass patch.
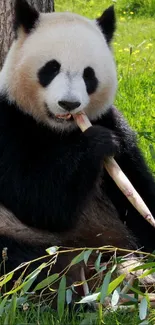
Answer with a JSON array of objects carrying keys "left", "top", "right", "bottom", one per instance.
[{"left": 113, "top": 18, "right": 155, "bottom": 171}]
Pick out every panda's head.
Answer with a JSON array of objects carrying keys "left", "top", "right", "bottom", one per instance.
[{"left": 0, "top": 0, "right": 117, "bottom": 131}]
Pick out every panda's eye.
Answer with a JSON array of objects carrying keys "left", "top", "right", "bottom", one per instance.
[
  {"left": 83, "top": 67, "right": 98, "bottom": 95},
  {"left": 38, "top": 60, "right": 61, "bottom": 87}
]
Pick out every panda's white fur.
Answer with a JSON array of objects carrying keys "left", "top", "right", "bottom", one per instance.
[{"left": 0, "top": 12, "right": 117, "bottom": 131}]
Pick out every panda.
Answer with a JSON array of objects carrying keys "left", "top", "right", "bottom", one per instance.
[{"left": 0, "top": 0, "right": 155, "bottom": 289}]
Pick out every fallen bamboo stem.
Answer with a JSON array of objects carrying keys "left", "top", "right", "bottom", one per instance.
[
  {"left": 97, "top": 293, "right": 155, "bottom": 308},
  {"left": 73, "top": 112, "right": 155, "bottom": 228}
]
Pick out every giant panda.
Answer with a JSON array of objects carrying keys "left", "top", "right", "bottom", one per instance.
[{"left": 0, "top": 0, "right": 155, "bottom": 290}]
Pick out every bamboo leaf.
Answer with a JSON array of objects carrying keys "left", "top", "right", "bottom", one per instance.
[
  {"left": 57, "top": 275, "right": 66, "bottom": 320},
  {"left": 34, "top": 273, "right": 59, "bottom": 291},
  {"left": 9, "top": 294, "right": 17, "bottom": 324},
  {"left": 0, "top": 296, "right": 8, "bottom": 317},
  {"left": 70, "top": 251, "right": 85, "bottom": 266},
  {"left": 79, "top": 293, "right": 99, "bottom": 304},
  {"left": 6, "top": 269, "right": 41, "bottom": 295},
  {"left": 120, "top": 293, "right": 137, "bottom": 303},
  {"left": 100, "top": 271, "right": 111, "bottom": 303},
  {"left": 132, "top": 262, "right": 155, "bottom": 271},
  {"left": 25, "top": 267, "right": 42, "bottom": 281},
  {"left": 111, "top": 288, "right": 120, "bottom": 307},
  {"left": 66, "top": 289, "right": 72, "bottom": 305},
  {"left": 108, "top": 274, "right": 125, "bottom": 295},
  {"left": 97, "top": 265, "right": 107, "bottom": 274},
  {"left": 139, "top": 268, "right": 155, "bottom": 279},
  {"left": 0, "top": 272, "right": 14, "bottom": 288},
  {"left": 139, "top": 297, "right": 148, "bottom": 321},
  {"left": 94, "top": 253, "right": 102, "bottom": 272},
  {"left": 46, "top": 246, "right": 59, "bottom": 255},
  {"left": 123, "top": 283, "right": 145, "bottom": 296},
  {"left": 84, "top": 250, "right": 92, "bottom": 266},
  {"left": 22, "top": 276, "right": 38, "bottom": 294}
]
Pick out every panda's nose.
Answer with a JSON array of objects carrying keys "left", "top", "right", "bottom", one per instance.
[{"left": 58, "top": 100, "right": 81, "bottom": 111}]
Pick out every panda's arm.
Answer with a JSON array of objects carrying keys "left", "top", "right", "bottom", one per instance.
[
  {"left": 98, "top": 106, "right": 155, "bottom": 251},
  {"left": 44, "top": 125, "right": 119, "bottom": 231}
]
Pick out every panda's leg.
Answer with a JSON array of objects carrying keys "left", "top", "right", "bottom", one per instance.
[{"left": 0, "top": 206, "right": 87, "bottom": 299}]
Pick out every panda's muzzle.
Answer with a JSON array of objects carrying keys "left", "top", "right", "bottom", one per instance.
[{"left": 45, "top": 104, "right": 74, "bottom": 122}]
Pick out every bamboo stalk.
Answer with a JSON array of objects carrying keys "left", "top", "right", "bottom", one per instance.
[
  {"left": 98, "top": 293, "right": 155, "bottom": 307},
  {"left": 80, "top": 267, "right": 90, "bottom": 296},
  {"left": 73, "top": 112, "right": 155, "bottom": 228}
]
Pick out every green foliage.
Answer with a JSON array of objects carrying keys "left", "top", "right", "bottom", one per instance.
[
  {"left": 117, "top": 0, "right": 155, "bottom": 17},
  {"left": 0, "top": 246, "right": 155, "bottom": 324},
  {"left": 55, "top": 0, "right": 155, "bottom": 18}
]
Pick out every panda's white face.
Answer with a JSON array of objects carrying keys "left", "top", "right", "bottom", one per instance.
[{"left": 0, "top": 8, "right": 117, "bottom": 131}]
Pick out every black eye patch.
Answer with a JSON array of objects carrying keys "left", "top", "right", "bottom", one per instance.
[
  {"left": 38, "top": 60, "right": 61, "bottom": 87},
  {"left": 83, "top": 67, "right": 98, "bottom": 95}
]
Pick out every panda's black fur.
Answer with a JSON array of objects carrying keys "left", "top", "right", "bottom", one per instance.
[
  {"left": 0, "top": 0, "right": 155, "bottom": 290},
  {"left": 0, "top": 98, "right": 155, "bottom": 256}
]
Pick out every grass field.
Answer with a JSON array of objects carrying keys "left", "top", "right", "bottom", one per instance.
[
  {"left": 1, "top": 1, "right": 155, "bottom": 324},
  {"left": 0, "top": 306, "right": 149, "bottom": 325}
]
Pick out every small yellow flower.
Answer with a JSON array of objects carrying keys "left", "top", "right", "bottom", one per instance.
[
  {"left": 145, "top": 46, "right": 149, "bottom": 49},
  {"left": 120, "top": 17, "right": 125, "bottom": 21},
  {"left": 119, "top": 49, "right": 123, "bottom": 52},
  {"left": 147, "top": 43, "right": 153, "bottom": 47},
  {"left": 124, "top": 48, "right": 129, "bottom": 51},
  {"left": 133, "top": 50, "right": 140, "bottom": 54},
  {"left": 113, "top": 42, "right": 118, "bottom": 45},
  {"left": 123, "top": 11, "right": 126, "bottom": 14},
  {"left": 130, "top": 11, "right": 134, "bottom": 14}
]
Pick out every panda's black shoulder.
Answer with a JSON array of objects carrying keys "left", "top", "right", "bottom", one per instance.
[{"left": 95, "top": 105, "right": 137, "bottom": 148}]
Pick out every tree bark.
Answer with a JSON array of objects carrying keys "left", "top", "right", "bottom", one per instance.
[{"left": 0, "top": 0, "right": 54, "bottom": 69}]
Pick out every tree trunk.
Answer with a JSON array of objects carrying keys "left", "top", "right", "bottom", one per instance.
[{"left": 0, "top": 0, "right": 54, "bottom": 69}]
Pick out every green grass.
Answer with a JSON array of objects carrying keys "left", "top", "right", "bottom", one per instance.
[
  {"left": 114, "top": 17, "right": 155, "bottom": 171},
  {"left": 0, "top": 305, "right": 150, "bottom": 325}
]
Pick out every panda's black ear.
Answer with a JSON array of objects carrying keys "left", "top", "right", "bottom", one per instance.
[
  {"left": 14, "top": 0, "right": 39, "bottom": 34},
  {"left": 96, "top": 5, "right": 116, "bottom": 43}
]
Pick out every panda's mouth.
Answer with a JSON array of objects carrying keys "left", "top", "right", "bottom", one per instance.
[
  {"left": 46, "top": 105, "right": 73, "bottom": 122},
  {"left": 56, "top": 113, "right": 72, "bottom": 120}
]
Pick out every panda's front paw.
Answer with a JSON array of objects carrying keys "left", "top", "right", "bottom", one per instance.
[{"left": 83, "top": 125, "right": 120, "bottom": 159}]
